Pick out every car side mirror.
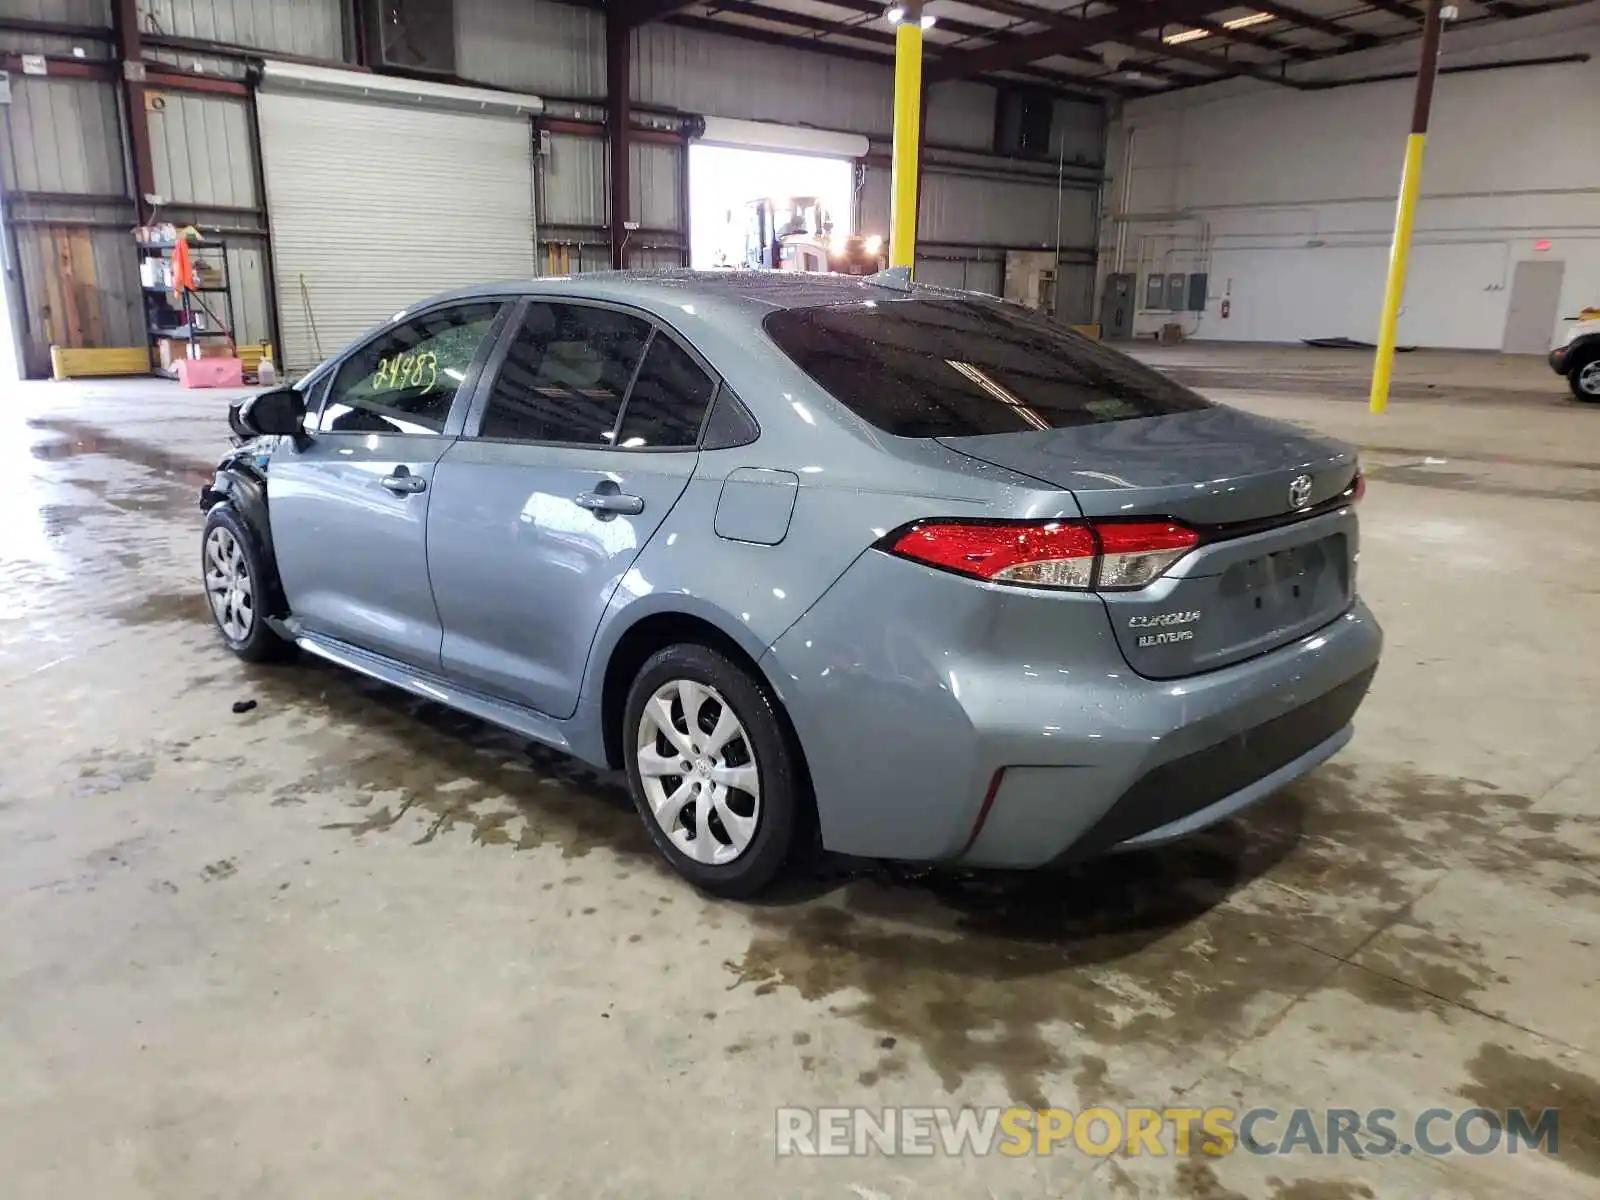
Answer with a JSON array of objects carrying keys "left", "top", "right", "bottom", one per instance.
[{"left": 233, "top": 387, "right": 307, "bottom": 438}]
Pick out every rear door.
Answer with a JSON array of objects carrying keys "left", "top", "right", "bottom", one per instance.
[
  {"left": 427, "top": 300, "right": 716, "bottom": 717},
  {"left": 269, "top": 300, "right": 506, "bottom": 669}
]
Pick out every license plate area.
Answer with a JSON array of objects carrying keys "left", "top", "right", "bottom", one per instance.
[{"left": 1224, "top": 535, "right": 1344, "bottom": 614}]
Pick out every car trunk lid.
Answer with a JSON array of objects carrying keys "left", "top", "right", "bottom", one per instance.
[{"left": 938, "top": 408, "right": 1361, "bottom": 679}]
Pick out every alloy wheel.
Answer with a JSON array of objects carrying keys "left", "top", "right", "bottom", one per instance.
[
  {"left": 635, "top": 679, "right": 761, "bottom": 865},
  {"left": 204, "top": 525, "right": 254, "bottom": 642},
  {"left": 1580, "top": 360, "right": 1600, "bottom": 397}
]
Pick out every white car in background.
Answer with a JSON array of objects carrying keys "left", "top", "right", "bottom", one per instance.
[{"left": 1549, "top": 316, "right": 1600, "bottom": 402}]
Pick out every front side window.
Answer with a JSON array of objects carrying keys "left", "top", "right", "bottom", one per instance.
[
  {"left": 764, "top": 296, "right": 1212, "bottom": 438},
  {"left": 478, "top": 303, "right": 651, "bottom": 444},
  {"left": 615, "top": 335, "right": 716, "bottom": 448},
  {"left": 320, "top": 302, "right": 502, "bottom": 435}
]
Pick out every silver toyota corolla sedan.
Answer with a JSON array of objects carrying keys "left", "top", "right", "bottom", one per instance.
[{"left": 201, "top": 270, "right": 1382, "bottom": 896}]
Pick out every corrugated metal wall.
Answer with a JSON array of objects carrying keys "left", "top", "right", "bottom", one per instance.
[
  {"left": 2, "top": 0, "right": 110, "bottom": 26},
  {"left": 925, "top": 82, "right": 995, "bottom": 152},
  {"left": 539, "top": 132, "right": 607, "bottom": 228},
  {"left": 635, "top": 22, "right": 895, "bottom": 136},
  {"left": 630, "top": 140, "right": 680, "bottom": 233},
  {"left": 860, "top": 164, "right": 1098, "bottom": 250},
  {"left": 922, "top": 172, "right": 1098, "bottom": 249},
  {"left": 148, "top": 91, "right": 257, "bottom": 210},
  {"left": 0, "top": 75, "right": 126, "bottom": 196},
  {"left": 149, "top": 0, "right": 343, "bottom": 59},
  {"left": 457, "top": 0, "right": 605, "bottom": 98},
  {"left": 146, "top": 88, "right": 273, "bottom": 352},
  {"left": 1051, "top": 98, "right": 1106, "bottom": 169},
  {"left": 0, "top": 68, "right": 138, "bottom": 374}
]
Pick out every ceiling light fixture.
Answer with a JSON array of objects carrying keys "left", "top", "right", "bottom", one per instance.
[
  {"left": 884, "top": 5, "right": 936, "bottom": 26},
  {"left": 1163, "top": 27, "right": 1209, "bottom": 44},
  {"left": 1223, "top": 12, "right": 1275, "bottom": 29}
]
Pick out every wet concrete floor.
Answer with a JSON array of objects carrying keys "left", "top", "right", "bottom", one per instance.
[{"left": 2, "top": 355, "right": 1597, "bottom": 1198}]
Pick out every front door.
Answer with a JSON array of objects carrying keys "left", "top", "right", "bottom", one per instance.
[
  {"left": 1502, "top": 259, "right": 1565, "bottom": 354},
  {"left": 269, "top": 300, "right": 506, "bottom": 669},
  {"left": 428, "top": 300, "right": 717, "bottom": 718}
]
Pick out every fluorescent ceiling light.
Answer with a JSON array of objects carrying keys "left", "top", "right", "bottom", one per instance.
[
  {"left": 1163, "top": 27, "right": 1209, "bottom": 44},
  {"left": 1224, "top": 12, "right": 1275, "bottom": 29},
  {"left": 885, "top": 5, "right": 905, "bottom": 21}
]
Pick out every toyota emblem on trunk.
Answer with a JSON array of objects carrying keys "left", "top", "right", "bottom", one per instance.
[{"left": 1288, "top": 475, "right": 1314, "bottom": 509}]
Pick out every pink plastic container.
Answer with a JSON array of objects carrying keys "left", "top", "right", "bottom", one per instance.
[{"left": 176, "top": 356, "right": 243, "bottom": 388}]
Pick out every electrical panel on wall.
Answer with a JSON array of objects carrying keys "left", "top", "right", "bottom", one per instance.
[
  {"left": 1187, "top": 273, "right": 1208, "bottom": 313},
  {"left": 1165, "top": 274, "right": 1187, "bottom": 312},
  {"left": 367, "top": 0, "right": 457, "bottom": 76},
  {"left": 1144, "top": 273, "right": 1167, "bottom": 310}
]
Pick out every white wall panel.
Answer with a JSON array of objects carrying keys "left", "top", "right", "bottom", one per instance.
[
  {"left": 148, "top": 91, "right": 258, "bottom": 209},
  {"left": 1108, "top": 9, "right": 1600, "bottom": 348}
]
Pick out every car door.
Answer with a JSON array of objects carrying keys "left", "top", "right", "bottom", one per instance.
[
  {"left": 427, "top": 300, "right": 717, "bottom": 718},
  {"left": 269, "top": 300, "right": 508, "bottom": 670}
]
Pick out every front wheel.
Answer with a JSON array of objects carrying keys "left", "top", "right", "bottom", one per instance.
[
  {"left": 623, "top": 643, "right": 803, "bottom": 898},
  {"left": 1569, "top": 355, "right": 1600, "bottom": 403},
  {"left": 201, "top": 505, "right": 294, "bottom": 663}
]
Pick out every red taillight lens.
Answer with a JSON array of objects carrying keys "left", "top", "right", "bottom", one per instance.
[
  {"left": 886, "top": 519, "right": 1197, "bottom": 591},
  {"left": 889, "top": 521, "right": 1098, "bottom": 589},
  {"left": 1349, "top": 472, "right": 1366, "bottom": 504}
]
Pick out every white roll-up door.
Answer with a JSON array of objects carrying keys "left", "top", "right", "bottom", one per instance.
[{"left": 257, "top": 83, "right": 537, "bottom": 372}]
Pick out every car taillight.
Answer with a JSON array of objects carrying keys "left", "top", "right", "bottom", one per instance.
[
  {"left": 885, "top": 519, "right": 1197, "bottom": 592},
  {"left": 1348, "top": 472, "right": 1366, "bottom": 504}
]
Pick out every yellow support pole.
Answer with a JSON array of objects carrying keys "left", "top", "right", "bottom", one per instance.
[
  {"left": 888, "top": 8, "right": 924, "bottom": 272},
  {"left": 1369, "top": 133, "right": 1427, "bottom": 414},
  {"left": 1370, "top": 0, "right": 1445, "bottom": 414}
]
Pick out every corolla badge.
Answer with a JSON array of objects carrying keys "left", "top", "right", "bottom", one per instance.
[{"left": 1288, "top": 474, "right": 1314, "bottom": 509}]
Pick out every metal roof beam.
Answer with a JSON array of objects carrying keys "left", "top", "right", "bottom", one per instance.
[{"left": 927, "top": 0, "right": 1231, "bottom": 80}]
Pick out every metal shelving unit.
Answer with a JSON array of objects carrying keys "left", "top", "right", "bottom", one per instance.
[{"left": 138, "top": 239, "right": 235, "bottom": 377}]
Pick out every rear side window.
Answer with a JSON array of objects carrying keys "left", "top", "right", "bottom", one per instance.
[
  {"left": 479, "top": 302, "right": 651, "bottom": 444},
  {"left": 615, "top": 335, "right": 716, "bottom": 448},
  {"left": 763, "top": 296, "right": 1211, "bottom": 437}
]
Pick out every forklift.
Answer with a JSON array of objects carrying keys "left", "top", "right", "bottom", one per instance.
[{"left": 741, "top": 195, "right": 887, "bottom": 277}]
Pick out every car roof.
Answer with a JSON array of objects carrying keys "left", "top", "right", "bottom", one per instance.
[{"left": 417, "top": 269, "right": 937, "bottom": 320}]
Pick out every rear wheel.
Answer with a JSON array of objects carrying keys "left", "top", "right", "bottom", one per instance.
[
  {"left": 1569, "top": 354, "right": 1600, "bottom": 403},
  {"left": 623, "top": 643, "right": 801, "bottom": 898},
  {"left": 202, "top": 505, "right": 293, "bottom": 663}
]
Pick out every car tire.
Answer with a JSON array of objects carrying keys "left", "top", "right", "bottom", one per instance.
[
  {"left": 201, "top": 504, "right": 294, "bottom": 663},
  {"left": 1568, "top": 353, "right": 1600, "bottom": 403},
  {"left": 623, "top": 643, "right": 803, "bottom": 898}
]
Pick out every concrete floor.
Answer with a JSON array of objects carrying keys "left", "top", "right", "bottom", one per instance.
[{"left": 2, "top": 347, "right": 1597, "bottom": 1199}]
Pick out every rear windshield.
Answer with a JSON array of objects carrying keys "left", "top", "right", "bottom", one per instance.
[{"left": 763, "top": 295, "right": 1210, "bottom": 437}]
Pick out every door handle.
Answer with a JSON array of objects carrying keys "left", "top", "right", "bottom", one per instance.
[
  {"left": 575, "top": 490, "right": 644, "bottom": 516},
  {"left": 381, "top": 467, "right": 427, "bottom": 495}
]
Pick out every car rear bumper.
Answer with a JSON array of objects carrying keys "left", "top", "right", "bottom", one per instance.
[
  {"left": 1550, "top": 346, "right": 1570, "bottom": 374},
  {"left": 764, "top": 549, "right": 1382, "bottom": 868}
]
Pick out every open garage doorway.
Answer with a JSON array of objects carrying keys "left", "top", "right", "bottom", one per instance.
[{"left": 688, "top": 144, "right": 855, "bottom": 272}]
